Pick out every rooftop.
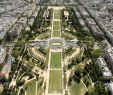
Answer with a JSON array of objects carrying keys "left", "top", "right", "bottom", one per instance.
[{"left": 97, "top": 57, "right": 112, "bottom": 77}]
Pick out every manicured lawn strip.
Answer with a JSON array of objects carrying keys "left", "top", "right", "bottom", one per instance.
[
  {"left": 50, "top": 52, "right": 61, "bottom": 68},
  {"left": 53, "top": 21, "right": 60, "bottom": 25},
  {"left": 70, "top": 80, "right": 86, "bottom": 95},
  {"left": 54, "top": 11, "right": 60, "bottom": 15},
  {"left": 54, "top": 10, "right": 59, "bottom": 14},
  {"left": 52, "top": 10, "right": 61, "bottom": 37},
  {"left": 52, "top": 30, "right": 60, "bottom": 37},
  {"left": 53, "top": 25, "right": 60, "bottom": 30},
  {"left": 54, "top": 10, "right": 60, "bottom": 19},
  {"left": 49, "top": 70, "right": 62, "bottom": 93},
  {"left": 54, "top": 15, "right": 60, "bottom": 19},
  {"left": 24, "top": 79, "right": 36, "bottom": 95}
]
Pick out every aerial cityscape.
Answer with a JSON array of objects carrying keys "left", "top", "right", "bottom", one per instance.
[{"left": 0, "top": 0, "right": 113, "bottom": 95}]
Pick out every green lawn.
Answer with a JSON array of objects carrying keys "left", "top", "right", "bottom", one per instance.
[
  {"left": 52, "top": 10, "right": 61, "bottom": 37},
  {"left": 24, "top": 79, "right": 42, "bottom": 95},
  {"left": 53, "top": 25, "right": 60, "bottom": 30},
  {"left": 52, "top": 24, "right": 60, "bottom": 37},
  {"left": 52, "top": 30, "right": 60, "bottom": 37},
  {"left": 54, "top": 10, "right": 60, "bottom": 19},
  {"left": 50, "top": 52, "right": 61, "bottom": 68},
  {"left": 53, "top": 21, "right": 60, "bottom": 25},
  {"left": 70, "top": 80, "right": 86, "bottom": 95},
  {"left": 49, "top": 70, "right": 62, "bottom": 93},
  {"left": 24, "top": 79, "right": 36, "bottom": 95},
  {"left": 37, "top": 80, "right": 43, "bottom": 95},
  {"left": 54, "top": 15, "right": 60, "bottom": 19}
]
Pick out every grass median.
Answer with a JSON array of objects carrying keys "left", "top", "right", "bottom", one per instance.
[
  {"left": 49, "top": 70, "right": 62, "bottom": 93},
  {"left": 50, "top": 52, "right": 62, "bottom": 68}
]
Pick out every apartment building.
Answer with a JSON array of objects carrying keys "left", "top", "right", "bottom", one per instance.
[{"left": 96, "top": 57, "right": 112, "bottom": 78}]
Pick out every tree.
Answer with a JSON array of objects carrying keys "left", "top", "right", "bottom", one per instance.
[
  {"left": 68, "top": 77, "right": 72, "bottom": 86},
  {"left": 16, "top": 80, "right": 25, "bottom": 87},
  {"left": 84, "top": 77, "right": 90, "bottom": 87},
  {"left": 85, "top": 91, "right": 98, "bottom": 95},
  {"left": 73, "top": 75, "right": 80, "bottom": 83},
  {"left": 0, "top": 39, "right": 2, "bottom": 44},
  {"left": 5, "top": 32, "right": 11, "bottom": 42},
  {"left": 94, "top": 81, "right": 108, "bottom": 95},
  {"left": 0, "top": 76, "right": 7, "bottom": 83},
  {"left": 19, "top": 88, "right": 25, "bottom": 95},
  {"left": 12, "top": 50, "right": 19, "bottom": 58},
  {"left": 91, "top": 49, "right": 102, "bottom": 59},
  {"left": 74, "top": 70, "right": 81, "bottom": 79},
  {"left": 1, "top": 83, "right": 9, "bottom": 95}
]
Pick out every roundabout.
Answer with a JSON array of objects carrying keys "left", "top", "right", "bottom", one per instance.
[{"left": 48, "top": 38, "right": 65, "bottom": 50}]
